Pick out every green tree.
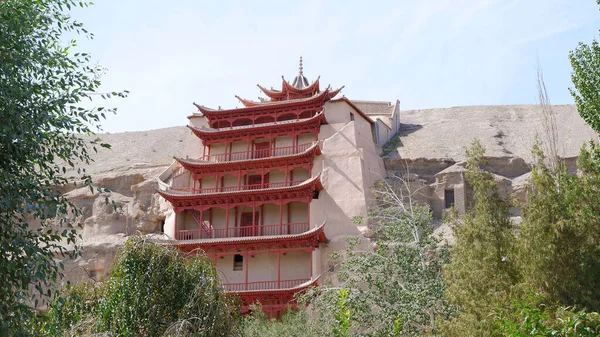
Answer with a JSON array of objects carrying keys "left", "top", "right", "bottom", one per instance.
[
  {"left": 441, "top": 140, "right": 521, "bottom": 337},
  {"left": 0, "top": 0, "right": 125, "bottom": 334},
  {"left": 43, "top": 236, "right": 238, "bottom": 337},
  {"left": 307, "top": 174, "right": 450, "bottom": 336},
  {"left": 240, "top": 305, "right": 329, "bottom": 337},
  {"left": 569, "top": 0, "right": 600, "bottom": 135},
  {"left": 517, "top": 145, "right": 600, "bottom": 311},
  {"left": 493, "top": 294, "right": 600, "bottom": 337}
]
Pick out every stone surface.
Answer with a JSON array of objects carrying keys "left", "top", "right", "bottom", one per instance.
[{"left": 56, "top": 104, "right": 597, "bottom": 287}]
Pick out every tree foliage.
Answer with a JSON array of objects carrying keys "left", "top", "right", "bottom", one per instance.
[
  {"left": 304, "top": 174, "right": 450, "bottom": 336},
  {"left": 240, "top": 305, "right": 329, "bottom": 337},
  {"left": 569, "top": 0, "right": 600, "bottom": 135},
  {"left": 493, "top": 294, "right": 600, "bottom": 337},
  {"left": 517, "top": 144, "right": 600, "bottom": 311},
  {"left": 42, "top": 236, "right": 238, "bottom": 337},
  {"left": 0, "top": 0, "right": 125, "bottom": 334},
  {"left": 441, "top": 140, "right": 521, "bottom": 336}
]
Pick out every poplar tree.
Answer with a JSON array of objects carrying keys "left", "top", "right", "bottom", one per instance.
[{"left": 569, "top": 0, "right": 600, "bottom": 137}]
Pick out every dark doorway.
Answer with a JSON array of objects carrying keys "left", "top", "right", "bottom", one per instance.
[{"left": 445, "top": 189, "right": 455, "bottom": 208}]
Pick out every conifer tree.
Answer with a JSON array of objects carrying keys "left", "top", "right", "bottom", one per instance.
[{"left": 441, "top": 140, "right": 520, "bottom": 337}]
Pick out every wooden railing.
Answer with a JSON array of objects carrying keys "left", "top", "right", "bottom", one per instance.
[
  {"left": 202, "top": 143, "right": 313, "bottom": 163},
  {"left": 223, "top": 279, "right": 310, "bottom": 291},
  {"left": 175, "top": 222, "right": 309, "bottom": 240},
  {"left": 172, "top": 180, "right": 305, "bottom": 195}
]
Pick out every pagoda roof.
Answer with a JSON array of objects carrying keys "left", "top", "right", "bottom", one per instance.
[
  {"left": 189, "top": 86, "right": 343, "bottom": 120},
  {"left": 256, "top": 76, "right": 321, "bottom": 101},
  {"left": 163, "top": 222, "right": 327, "bottom": 254},
  {"left": 174, "top": 141, "right": 321, "bottom": 175},
  {"left": 235, "top": 277, "right": 320, "bottom": 313},
  {"left": 187, "top": 111, "right": 326, "bottom": 143},
  {"left": 157, "top": 175, "right": 323, "bottom": 211}
]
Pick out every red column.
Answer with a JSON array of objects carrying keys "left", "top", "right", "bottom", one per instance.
[
  {"left": 287, "top": 203, "right": 291, "bottom": 233},
  {"left": 260, "top": 204, "right": 264, "bottom": 236},
  {"left": 174, "top": 210, "right": 178, "bottom": 240},
  {"left": 244, "top": 253, "right": 249, "bottom": 291},
  {"left": 252, "top": 201, "right": 256, "bottom": 236},
  {"left": 277, "top": 250, "right": 281, "bottom": 288},
  {"left": 310, "top": 249, "right": 314, "bottom": 278},
  {"left": 247, "top": 139, "right": 252, "bottom": 160},
  {"left": 228, "top": 141, "right": 232, "bottom": 161},
  {"left": 279, "top": 204, "right": 283, "bottom": 235},
  {"left": 200, "top": 208, "right": 204, "bottom": 238}
]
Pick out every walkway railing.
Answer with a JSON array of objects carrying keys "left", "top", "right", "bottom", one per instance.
[
  {"left": 202, "top": 143, "right": 313, "bottom": 163},
  {"left": 172, "top": 180, "right": 305, "bottom": 195},
  {"left": 175, "top": 222, "right": 309, "bottom": 240},
  {"left": 223, "top": 279, "right": 310, "bottom": 291}
]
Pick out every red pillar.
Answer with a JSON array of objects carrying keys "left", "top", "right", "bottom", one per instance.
[
  {"left": 174, "top": 210, "right": 178, "bottom": 240},
  {"left": 260, "top": 204, "right": 264, "bottom": 236},
  {"left": 234, "top": 206, "right": 238, "bottom": 237},
  {"left": 287, "top": 203, "right": 291, "bottom": 233},
  {"left": 244, "top": 253, "right": 249, "bottom": 291},
  {"left": 279, "top": 203, "right": 283, "bottom": 235},
  {"left": 252, "top": 201, "right": 256, "bottom": 236},
  {"left": 200, "top": 208, "right": 204, "bottom": 238},
  {"left": 277, "top": 250, "right": 281, "bottom": 288},
  {"left": 310, "top": 249, "right": 314, "bottom": 278}
]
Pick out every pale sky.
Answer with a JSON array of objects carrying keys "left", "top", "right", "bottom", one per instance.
[{"left": 71, "top": 0, "right": 600, "bottom": 133}]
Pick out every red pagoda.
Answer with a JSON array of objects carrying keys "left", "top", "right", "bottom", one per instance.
[{"left": 157, "top": 57, "right": 340, "bottom": 316}]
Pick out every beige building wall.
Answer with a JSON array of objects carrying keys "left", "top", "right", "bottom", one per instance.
[
  {"left": 298, "top": 133, "right": 316, "bottom": 145},
  {"left": 215, "top": 251, "right": 312, "bottom": 285},
  {"left": 275, "top": 135, "right": 293, "bottom": 148},
  {"left": 231, "top": 140, "right": 247, "bottom": 154},
  {"left": 310, "top": 100, "right": 387, "bottom": 277}
]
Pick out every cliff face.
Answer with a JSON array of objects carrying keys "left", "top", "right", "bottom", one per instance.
[
  {"left": 58, "top": 127, "right": 189, "bottom": 285},
  {"left": 57, "top": 104, "right": 597, "bottom": 286}
]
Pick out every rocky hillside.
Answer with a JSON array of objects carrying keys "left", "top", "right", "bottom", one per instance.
[{"left": 58, "top": 104, "right": 597, "bottom": 286}]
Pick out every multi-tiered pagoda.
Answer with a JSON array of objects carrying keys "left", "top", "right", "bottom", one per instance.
[{"left": 157, "top": 58, "right": 397, "bottom": 316}]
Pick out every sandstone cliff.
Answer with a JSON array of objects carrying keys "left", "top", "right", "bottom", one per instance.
[{"left": 58, "top": 104, "right": 597, "bottom": 285}]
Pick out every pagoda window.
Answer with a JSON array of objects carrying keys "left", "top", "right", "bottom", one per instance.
[
  {"left": 277, "top": 113, "right": 297, "bottom": 122},
  {"left": 240, "top": 212, "right": 259, "bottom": 237},
  {"left": 233, "top": 254, "right": 243, "bottom": 271},
  {"left": 254, "top": 142, "right": 271, "bottom": 159},
  {"left": 255, "top": 116, "right": 275, "bottom": 125},
  {"left": 212, "top": 120, "right": 230, "bottom": 129},
  {"left": 247, "top": 174, "right": 263, "bottom": 189},
  {"left": 232, "top": 118, "right": 252, "bottom": 127}
]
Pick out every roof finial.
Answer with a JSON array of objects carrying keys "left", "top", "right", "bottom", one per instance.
[{"left": 299, "top": 56, "right": 303, "bottom": 76}]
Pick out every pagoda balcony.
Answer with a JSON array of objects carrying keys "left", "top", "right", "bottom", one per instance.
[
  {"left": 172, "top": 180, "right": 305, "bottom": 195},
  {"left": 202, "top": 143, "right": 313, "bottom": 163},
  {"left": 175, "top": 222, "right": 310, "bottom": 240},
  {"left": 223, "top": 278, "right": 310, "bottom": 292}
]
